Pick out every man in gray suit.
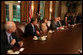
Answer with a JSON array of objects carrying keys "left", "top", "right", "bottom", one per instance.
[
  {"left": 50, "top": 17, "right": 63, "bottom": 30},
  {"left": 50, "top": 17, "right": 59, "bottom": 30}
]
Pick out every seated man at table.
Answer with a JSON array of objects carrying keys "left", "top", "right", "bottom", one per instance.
[
  {"left": 62, "top": 16, "right": 68, "bottom": 26},
  {"left": 50, "top": 17, "right": 63, "bottom": 30},
  {"left": 72, "top": 16, "right": 77, "bottom": 25},
  {"left": 57, "top": 17, "right": 62, "bottom": 27},
  {"left": 1, "top": 21, "right": 23, "bottom": 54},
  {"left": 24, "top": 18, "right": 40, "bottom": 37}
]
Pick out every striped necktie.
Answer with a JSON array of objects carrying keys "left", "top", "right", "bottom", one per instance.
[
  {"left": 33, "top": 26, "right": 35, "bottom": 32},
  {"left": 9, "top": 35, "right": 13, "bottom": 43}
]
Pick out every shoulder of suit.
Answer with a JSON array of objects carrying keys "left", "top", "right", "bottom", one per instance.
[
  {"left": 26, "top": 23, "right": 31, "bottom": 26},
  {"left": 1, "top": 29, "right": 7, "bottom": 38},
  {"left": 1, "top": 29, "right": 5, "bottom": 33}
]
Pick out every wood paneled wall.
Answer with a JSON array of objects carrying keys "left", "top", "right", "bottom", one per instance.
[
  {"left": 21, "top": 1, "right": 29, "bottom": 23},
  {"left": 1, "top": 1, "right": 6, "bottom": 23},
  {"left": 44, "top": 1, "right": 50, "bottom": 20},
  {"left": 21, "top": 1, "right": 39, "bottom": 23},
  {"left": 34, "top": 1, "right": 39, "bottom": 19},
  {"left": 51, "top": 1, "right": 56, "bottom": 20},
  {"left": 1, "top": 1, "right": 62, "bottom": 23},
  {"left": 58, "top": 1, "right": 61, "bottom": 17}
]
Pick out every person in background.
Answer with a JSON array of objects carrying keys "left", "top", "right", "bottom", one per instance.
[
  {"left": 62, "top": 16, "right": 68, "bottom": 26},
  {"left": 50, "top": 17, "right": 62, "bottom": 30},
  {"left": 67, "top": 13, "right": 73, "bottom": 25},
  {"left": 37, "top": 11, "right": 41, "bottom": 22},
  {"left": 41, "top": 18, "right": 48, "bottom": 34},
  {"left": 72, "top": 16, "right": 77, "bottom": 24},
  {"left": 76, "top": 13, "right": 81, "bottom": 23},
  {"left": 64, "top": 13, "right": 69, "bottom": 19},
  {"left": 24, "top": 18, "right": 40, "bottom": 37},
  {"left": 34, "top": 21, "right": 40, "bottom": 34},
  {"left": 1, "top": 21, "right": 23, "bottom": 54},
  {"left": 57, "top": 17, "right": 62, "bottom": 27}
]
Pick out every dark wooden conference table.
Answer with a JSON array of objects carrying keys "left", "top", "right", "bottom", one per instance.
[{"left": 13, "top": 23, "right": 82, "bottom": 54}]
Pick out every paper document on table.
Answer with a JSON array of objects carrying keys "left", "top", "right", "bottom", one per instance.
[
  {"left": 14, "top": 51, "right": 20, "bottom": 54},
  {"left": 19, "top": 48, "right": 24, "bottom": 52},
  {"left": 7, "top": 50, "right": 14, "bottom": 54},
  {"left": 49, "top": 30, "right": 53, "bottom": 33}
]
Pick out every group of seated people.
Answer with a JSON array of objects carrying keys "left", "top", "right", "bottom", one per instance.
[
  {"left": 63, "top": 13, "right": 82, "bottom": 25},
  {"left": 23, "top": 15, "right": 81, "bottom": 37},
  {"left": 1, "top": 14, "right": 81, "bottom": 54}
]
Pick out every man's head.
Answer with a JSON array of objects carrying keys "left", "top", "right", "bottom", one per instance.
[
  {"left": 65, "top": 17, "right": 68, "bottom": 21},
  {"left": 54, "top": 17, "right": 58, "bottom": 22},
  {"left": 31, "top": 18, "right": 37, "bottom": 25},
  {"left": 58, "top": 17, "right": 61, "bottom": 21},
  {"left": 42, "top": 18, "right": 48, "bottom": 23},
  {"left": 5, "top": 21, "right": 16, "bottom": 33}
]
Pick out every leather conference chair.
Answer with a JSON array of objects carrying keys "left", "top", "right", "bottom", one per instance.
[
  {"left": 16, "top": 24, "right": 25, "bottom": 33},
  {"left": 15, "top": 27, "right": 24, "bottom": 41}
]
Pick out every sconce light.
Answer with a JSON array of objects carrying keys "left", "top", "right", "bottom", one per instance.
[
  {"left": 18, "top": 1, "right": 21, "bottom": 3},
  {"left": 50, "top": 8, "right": 52, "bottom": 12}
]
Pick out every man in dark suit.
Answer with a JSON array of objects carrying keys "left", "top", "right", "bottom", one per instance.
[
  {"left": 57, "top": 17, "right": 62, "bottom": 27},
  {"left": 68, "top": 14, "right": 73, "bottom": 25},
  {"left": 24, "top": 18, "right": 40, "bottom": 37},
  {"left": 1, "top": 21, "right": 23, "bottom": 54},
  {"left": 76, "top": 14, "right": 81, "bottom": 23},
  {"left": 62, "top": 16, "right": 68, "bottom": 26}
]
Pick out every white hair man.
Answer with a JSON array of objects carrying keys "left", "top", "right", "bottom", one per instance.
[{"left": 1, "top": 21, "right": 23, "bottom": 54}]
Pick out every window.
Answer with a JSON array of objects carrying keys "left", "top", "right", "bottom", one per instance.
[
  {"left": 5, "top": 1, "right": 21, "bottom": 22},
  {"left": 13, "top": 5, "right": 20, "bottom": 22},
  {"left": 5, "top": 4, "right": 9, "bottom": 21}
]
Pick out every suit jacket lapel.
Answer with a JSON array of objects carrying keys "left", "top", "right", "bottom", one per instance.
[{"left": 3, "top": 30, "right": 9, "bottom": 44}]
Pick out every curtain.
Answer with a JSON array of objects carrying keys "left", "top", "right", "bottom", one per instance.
[
  {"left": 55, "top": 1, "right": 59, "bottom": 18},
  {"left": 40, "top": 1, "right": 45, "bottom": 20},
  {"left": 21, "top": 1, "right": 29, "bottom": 23}
]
